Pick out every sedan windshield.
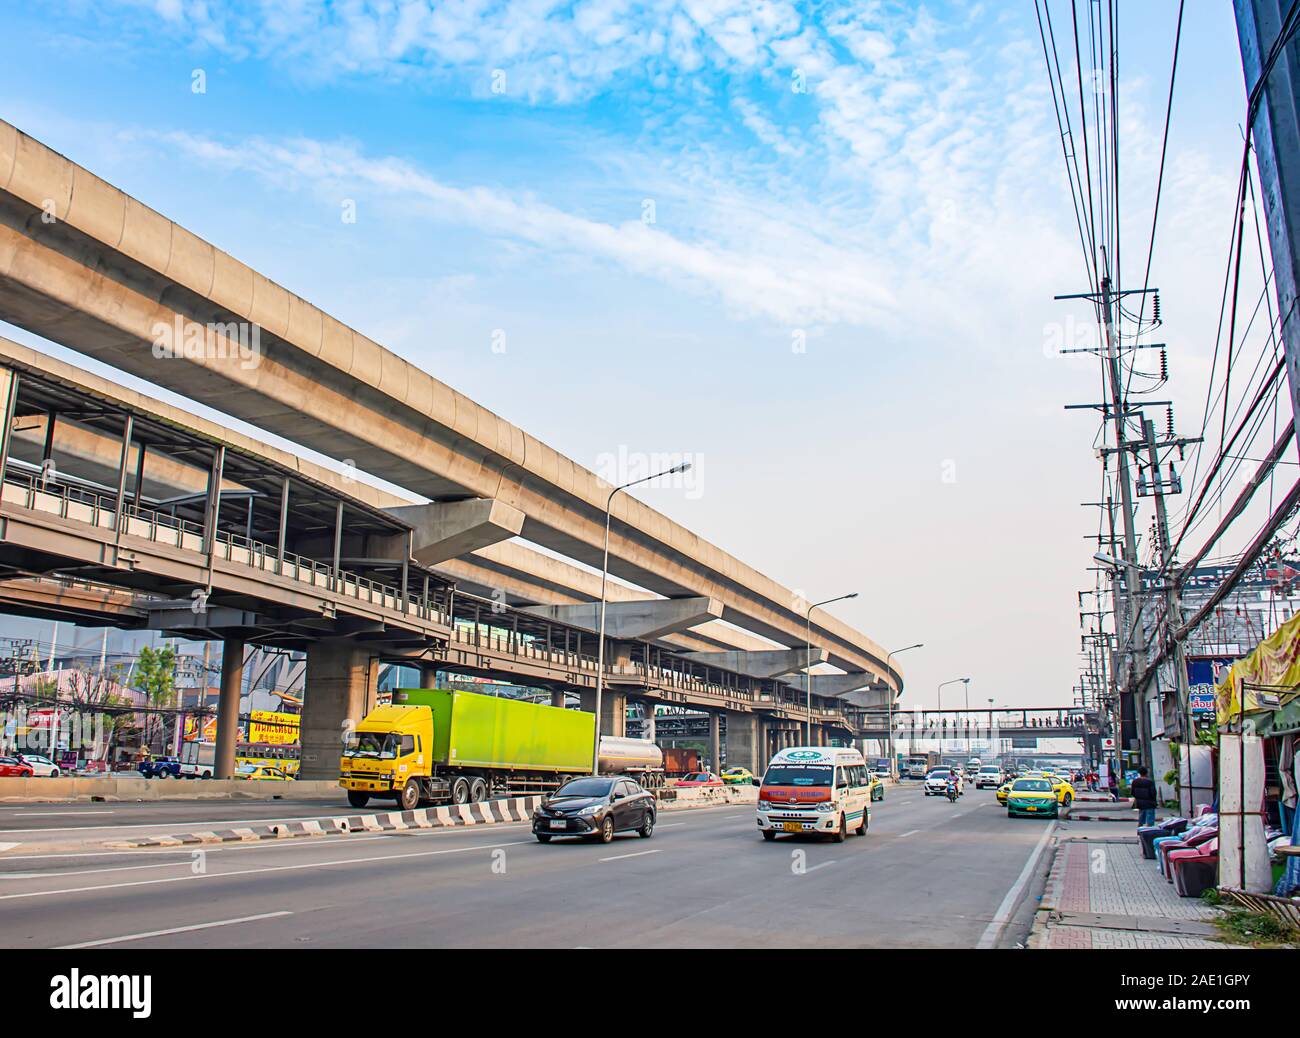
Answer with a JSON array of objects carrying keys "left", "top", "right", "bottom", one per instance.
[
  {"left": 928, "top": 769, "right": 951, "bottom": 779},
  {"left": 763, "top": 765, "right": 832, "bottom": 787},
  {"left": 1013, "top": 779, "right": 1052, "bottom": 792},
  {"left": 552, "top": 778, "right": 614, "bottom": 798}
]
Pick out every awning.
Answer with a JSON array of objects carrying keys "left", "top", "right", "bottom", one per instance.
[{"left": 1214, "top": 609, "right": 1300, "bottom": 725}]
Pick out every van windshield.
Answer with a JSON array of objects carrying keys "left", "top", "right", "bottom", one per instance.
[{"left": 763, "top": 765, "right": 832, "bottom": 787}]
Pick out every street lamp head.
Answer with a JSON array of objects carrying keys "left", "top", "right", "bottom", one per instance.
[{"left": 667, "top": 462, "right": 692, "bottom": 475}]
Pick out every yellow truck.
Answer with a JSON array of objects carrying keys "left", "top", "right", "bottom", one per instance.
[{"left": 340, "top": 687, "right": 597, "bottom": 810}]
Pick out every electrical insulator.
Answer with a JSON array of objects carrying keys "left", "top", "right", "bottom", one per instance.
[
  {"left": 1160, "top": 348, "right": 1168, "bottom": 381},
  {"left": 1166, "top": 405, "right": 1174, "bottom": 438},
  {"left": 1153, "top": 292, "right": 1161, "bottom": 323}
]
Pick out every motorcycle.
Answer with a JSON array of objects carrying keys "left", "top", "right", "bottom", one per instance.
[{"left": 945, "top": 780, "right": 959, "bottom": 803}]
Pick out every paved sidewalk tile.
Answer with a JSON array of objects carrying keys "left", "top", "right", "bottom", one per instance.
[{"left": 1035, "top": 839, "right": 1222, "bottom": 950}]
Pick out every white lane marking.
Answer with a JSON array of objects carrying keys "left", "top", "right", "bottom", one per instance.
[
  {"left": 657, "top": 822, "right": 685, "bottom": 828},
  {"left": 804, "top": 860, "right": 836, "bottom": 873},
  {"left": 976, "top": 821, "right": 1056, "bottom": 950},
  {"left": 0, "top": 840, "right": 536, "bottom": 902},
  {"left": 598, "top": 849, "right": 661, "bottom": 863},
  {"left": 58, "top": 911, "right": 293, "bottom": 949},
  {"left": 897, "top": 829, "right": 921, "bottom": 838},
  {"left": 23, "top": 811, "right": 117, "bottom": 816},
  {"left": 0, "top": 834, "right": 400, "bottom": 863}
]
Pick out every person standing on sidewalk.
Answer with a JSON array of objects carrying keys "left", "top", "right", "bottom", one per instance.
[
  {"left": 1107, "top": 767, "right": 1119, "bottom": 802},
  {"left": 1130, "top": 765, "right": 1158, "bottom": 828}
]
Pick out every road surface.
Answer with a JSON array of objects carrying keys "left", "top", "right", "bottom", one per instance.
[{"left": 0, "top": 783, "right": 1055, "bottom": 948}]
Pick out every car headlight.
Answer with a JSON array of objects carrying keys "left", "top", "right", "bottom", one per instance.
[
  {"left": 757, "top": 799, "right": 772, "bottom": 809},
  {"left": 815, "top": 802, "right": 835, "bottom": 812},
  {"left": 577, "top": 804, "right": 603, "bottom": 817}
]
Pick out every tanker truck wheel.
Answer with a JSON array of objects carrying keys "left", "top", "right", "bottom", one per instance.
[
  {"left": 450, "top": 776, "right": 471, "bottom": 805},
  {"left": 347, "top": 791, "right": 370, "bottom": 809},
  {"left": 469, "top": 777, "right": 488, "bottom": 803},
  {"left": 398, "top": 779, "right": 421, "bottom": 812}
]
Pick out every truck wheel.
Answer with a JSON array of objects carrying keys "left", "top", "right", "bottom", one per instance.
[
  {"left": 451, "top": 777, "right": 471, "bottom": 805},
  {"left": 398, "top": 779, "right": 421, "bottom": 811},
  {"left": 347, "top": 791, "right": 370, "bottom": 809},
  {"left": 469, "top": 777, "right": 488, "bottom": 803},
  {"left": 762, "top": 830, "right": 777, "bottom": 841}
]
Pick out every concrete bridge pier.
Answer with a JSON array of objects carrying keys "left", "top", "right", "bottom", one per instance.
[
  {"left": 725, "top": 710, "right": 760, "bottom": 775},
  {"left": 418, "top": 664, "right": 438, "bottom": 689},
  {"left": 578, "top": 688, "right": 626, "bottom": 737},
  {"left": 639, "top": 699, "right": 656, "bottom": 741},
  {"left": 709, "top": 712, "right": 721, "bottom": 771},
  {"left": 299, "top": 638, "right": 379, "bottom": 780},
  {"left": 213, "top": 638, "right": 245, "bottom": 780}
]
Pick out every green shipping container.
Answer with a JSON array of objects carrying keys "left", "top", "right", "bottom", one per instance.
[{"left": 391, "top": 688, "right": 595, "bottom": 774}]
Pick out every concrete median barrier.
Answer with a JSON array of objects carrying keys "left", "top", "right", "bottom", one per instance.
[
  {"left": 108, "top": 795, "right": 547, "bottom": 848},
  {"left": 656, "top": 784, "right": 757, "bottom": 808},
  {"left": 0, "top": 776, "right": 343, "bottom": 803}
]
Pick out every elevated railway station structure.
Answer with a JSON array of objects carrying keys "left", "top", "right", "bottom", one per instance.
[{"left": 0, "top": 120, "right": 901, "bottom": 781}]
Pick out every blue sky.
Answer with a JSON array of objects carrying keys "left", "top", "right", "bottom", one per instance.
[{"left": 0, "top": 1, "right": 1264, "bottom": 708}]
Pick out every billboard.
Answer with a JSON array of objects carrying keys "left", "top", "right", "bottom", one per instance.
[{"left": 1186, "top": 656, "right": 1235, "bottom": 715}]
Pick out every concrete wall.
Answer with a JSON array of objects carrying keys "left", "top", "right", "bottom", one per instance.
[{"left": 0, "top": 777, "right": 341, "bottom": 802}]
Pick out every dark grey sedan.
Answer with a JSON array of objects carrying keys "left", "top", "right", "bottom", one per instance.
[{"left": 532, "top": 776, "right": 656, "bottom": 843}]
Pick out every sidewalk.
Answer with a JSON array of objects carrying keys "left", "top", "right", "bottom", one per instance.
[{"left": 1031, "top": 836, "right": 1224, "bottom": 949}]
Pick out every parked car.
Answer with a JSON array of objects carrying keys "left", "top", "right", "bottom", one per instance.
[
  {"left": 720, "top": 766, "right": 754, "bottom": 785},
  {"left": 532, "top": 776, "right": 656, "bottom": 843},
  {"left": 138, "top": 756, "right": 183, "bottom": 779},
  {"left": 673, "top": 771, "right": 723, "bottom": 788},
  {"left": 0, "top": 756, "right": 35, "bottom": 777},
  {"left": 17, "top": 753, "right": 62, "bottom": 777}
]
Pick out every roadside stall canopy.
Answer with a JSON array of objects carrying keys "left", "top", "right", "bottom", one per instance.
[{"left": 1214, "top": 609, "right": 1300, "bottom": 728}]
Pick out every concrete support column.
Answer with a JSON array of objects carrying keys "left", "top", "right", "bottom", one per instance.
[
  {"left": 641, "top": 700, "right": 656, "bottom": 742},
  {"left": 550, "top": 689, "right": 567, "bottom": 709},
  {"left": 726, "top": 710, "right": 759, "bottom": 774},
  {"left": 418, "top": 664, "right": 438, "bottom": 690},
  {"left": 579, "top": 688, "right": 626, "bottom": 737},
  {"left": 214, "top": 638, "right": 245, "bottom": 780},
  {"left": 300, "top": 638, "right": 378, "bottom": 780},
  {"left": 709, "top": 712, "right": 721, "bottom": 771}
]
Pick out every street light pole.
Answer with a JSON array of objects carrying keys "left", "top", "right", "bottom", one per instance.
[
  {"left": 937, "top": 677, "right": 970, "bottom": 758},
  {"left": 591, "top": 462, "right": 691, "bottom": 776},
  {"left": 884, "top": 643, "right": 922, "bottom": 778},
  {"left": 804, "top": 592, "right": 858, "bottom": 743}
]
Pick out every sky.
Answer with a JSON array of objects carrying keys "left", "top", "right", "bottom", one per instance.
[{"left": 0, "top": 1, "right": 1270, "bottom": 711}]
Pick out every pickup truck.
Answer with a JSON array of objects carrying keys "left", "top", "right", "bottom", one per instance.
[{"left": 138, "top": 756, "right": 183, "bottom": 779}]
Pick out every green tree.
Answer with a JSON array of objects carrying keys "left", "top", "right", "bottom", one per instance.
[{"left": 134, "top": 645, "right": 177, "bottom": 753}]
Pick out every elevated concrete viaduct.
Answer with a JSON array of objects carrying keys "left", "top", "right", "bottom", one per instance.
[{"left": 0, "top": 120, "right": 901, "bottom": 698}]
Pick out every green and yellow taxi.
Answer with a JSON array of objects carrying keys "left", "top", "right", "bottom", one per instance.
[
  {"left": 1005, "top": 777, "right": 1059, "bottom": 818},
  {"left": 721, "top": 766, "right": 754, "bottom": 785},
  {"left": 996, "top": 779, "right": 1013, "bottom": 804}
]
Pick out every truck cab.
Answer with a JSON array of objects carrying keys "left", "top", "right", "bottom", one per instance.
[{"left": 340, "top": 704, "right": 431, "bottom": 809}]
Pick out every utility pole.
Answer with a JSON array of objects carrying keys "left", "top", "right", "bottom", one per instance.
[
  {"left": 1141, "top": 415, "right": 1191, "bottom": 744},
  {"left": 1098, "top": 271, "right": 1152, "bottom": 768}
]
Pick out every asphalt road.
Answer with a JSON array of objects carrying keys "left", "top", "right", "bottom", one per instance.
[{"left": 0, "top": 783, "right": 1057, "bottom": 948}]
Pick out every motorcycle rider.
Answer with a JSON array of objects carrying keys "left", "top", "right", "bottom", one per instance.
[{"left": 945, "top": 771, "right": 960, "bottom": 801}]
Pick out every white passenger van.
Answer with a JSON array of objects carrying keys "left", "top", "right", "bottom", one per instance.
[{"left": 756, "top": 746, "right": 872, "bottom": 842}]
